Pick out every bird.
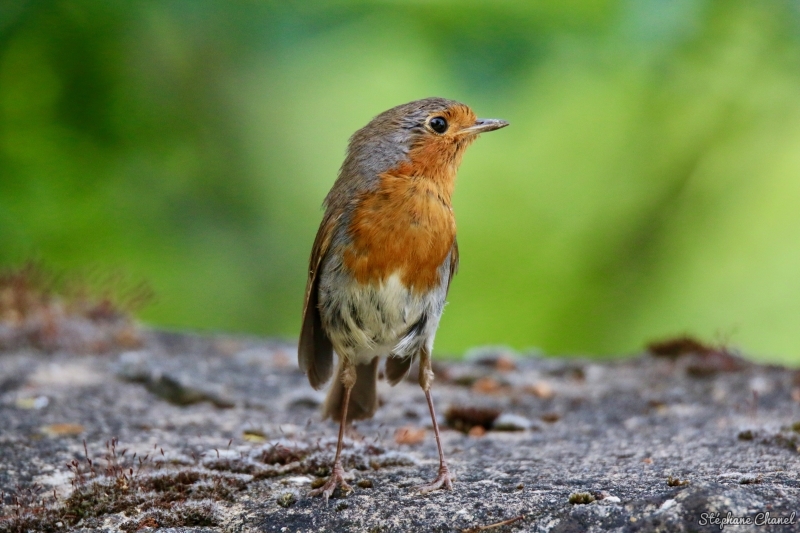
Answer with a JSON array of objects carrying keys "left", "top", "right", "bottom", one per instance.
[{"left": 298, "top": 97, "right": 508, "bottom": 500}]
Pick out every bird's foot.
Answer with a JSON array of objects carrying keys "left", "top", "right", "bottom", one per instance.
[
  {"left": 309, "top": 462, "right": 352, "bottom": 502},
  {"left": 416, "top": 464, "right": 454, "bottom": 493}
]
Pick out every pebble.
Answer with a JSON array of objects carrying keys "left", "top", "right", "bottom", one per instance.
[
  {"left": 286, "top": 476, "right": 313, "bottom": 485},
  {"left": 286, "top": 391, "right": 323, "bottom": 409},
  {"left": 395, "top": 426, "right": 426, "bottom": 445},
  {"left": 738, "top": 473, "right": 762, "bottom": 484},
  {"left": 15, "top": 396, "right": 49, "bottom": 410},
  {"left": 525, "top": 381, "right": 554, "bottom": 399},
  {"left": 468, "top": 425, "right": 486, "bottom": 437},
  {"left": 493, "top": 413, "right": 534, "bottom": 431},
  {"left": 40, "top": 423, "right": 84, "bottom": 437}
]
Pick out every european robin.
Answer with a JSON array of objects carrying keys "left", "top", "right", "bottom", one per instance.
[{"left": 299, "top": 97, "right": 508, "bottom": 500}]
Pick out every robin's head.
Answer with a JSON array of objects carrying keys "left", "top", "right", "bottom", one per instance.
[{"left": 343, "top": 97, "right": 508, "bottom": 184}]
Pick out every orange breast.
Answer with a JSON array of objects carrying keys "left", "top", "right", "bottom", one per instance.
[{"left": 344, "top": 164, "right": 456, "bottom": 293}]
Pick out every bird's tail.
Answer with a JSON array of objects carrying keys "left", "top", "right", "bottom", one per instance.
[{"left": 322, "top": 356, "right": 379, "bottom": 423}]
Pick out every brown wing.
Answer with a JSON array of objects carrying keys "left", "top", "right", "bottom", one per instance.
[
  {"left": 298, "top": 214, "right": 337, "bottom": 390},
  {"left": 446, "top": 237, "right": 459, "bottom": 295}
]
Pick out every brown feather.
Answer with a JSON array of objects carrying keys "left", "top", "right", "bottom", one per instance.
[
  {"left": 385, "top": 355, "right": 414, "bottom": 386},
  {"left": 446, "top": 238, "right": 459, "bottom": 295},
  {"left": 323, "top": 357, "right": 380, "bottom": 422},
  {"left": 298, "top": 214, "right": 336, "bottom": 389}
]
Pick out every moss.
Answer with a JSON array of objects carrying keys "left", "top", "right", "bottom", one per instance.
[
  {"left": 738, "top": 430, "right": 755, "bottom": 441},
  {"left": 119, "top": 503, "right": 217, "bottom": 532},
  {"left": 0, "top": 468, "right": 238, "bottom": 531},
  {"left": 276, "top": 492, "right": 297, "bottom": 508},
  {"left": 261, "top": 444, "right": 307, "bottom": 465},
  {"left": 667, "top": 476, "right": 690, "bottom": 487},
  {"left": 1, "top": 437, "right": 413, "bottom": 530},
  {"left": 568, "top": 492, "right": 595, "bottom": 504},
  {"left": 142, "top": 470, "right": 201, "bottom": 492},
  {"left": 61, "top": 480, "right": 143, "bottom": 522}
]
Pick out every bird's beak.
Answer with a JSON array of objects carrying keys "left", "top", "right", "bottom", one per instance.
[{"left": 463, "top": 118, "right": 509, "bottom": 135}]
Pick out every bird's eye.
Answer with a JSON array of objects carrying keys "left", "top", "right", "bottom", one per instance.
[{"left": 429, "top": 116, "right": 448, "bottom": 134}]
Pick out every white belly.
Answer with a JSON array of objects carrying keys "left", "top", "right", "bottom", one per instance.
[{"left": 318, "top": 272, "right": 443, "bottom": 364}]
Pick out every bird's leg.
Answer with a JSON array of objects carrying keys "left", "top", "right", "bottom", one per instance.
[
  {"left": 416, "top": 347, "right": 454, "bottom": 493},
  {"left": 310, "top": 360, "right": 356, "bottom": 501}
]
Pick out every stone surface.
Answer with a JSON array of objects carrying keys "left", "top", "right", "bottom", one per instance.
[{"left": 0, "top": 331, "right": 799, "bottom": 532}]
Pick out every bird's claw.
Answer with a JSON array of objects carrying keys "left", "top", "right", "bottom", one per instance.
[
  {"left": 416, "top": 464, "right": 454, "bottom": 493},
  {"left": 309, "top": 462, "right": 352, "bottom": 502}
]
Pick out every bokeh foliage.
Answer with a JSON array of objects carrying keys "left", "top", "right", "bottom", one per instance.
[{"left": 2, "top": 0, "right": 800, "bottom": 362}]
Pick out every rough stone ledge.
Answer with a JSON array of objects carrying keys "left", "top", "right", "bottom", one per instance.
[{"left": 1, "top": 330, "right": 799, "bottom": 532}]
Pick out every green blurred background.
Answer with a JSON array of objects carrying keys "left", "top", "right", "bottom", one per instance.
[{"left": 2, "top": 0, "right": 800, "bottom": 363}]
